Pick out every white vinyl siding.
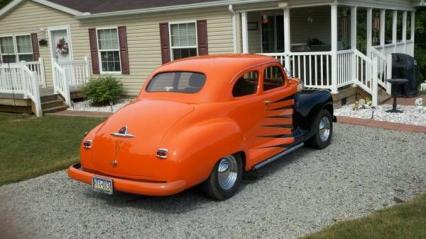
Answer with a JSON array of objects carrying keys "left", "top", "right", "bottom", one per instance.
[{"left": 0, "top": 1, "right": 234, "bottom": 95}]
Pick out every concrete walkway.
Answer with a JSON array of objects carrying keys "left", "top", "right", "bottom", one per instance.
[
  {"left": 47, "top": 110, "right": 112, "bottom": 118},
  {"left": 337, "top": 116, "right": 426, "bottom": 133}
]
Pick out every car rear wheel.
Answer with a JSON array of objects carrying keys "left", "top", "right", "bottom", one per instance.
[
  {"left": 306, "top": 109, "right": 333, "bottom": 149},
  {"left": 202, "top": 154, "right": 242, "bottom": 201}
]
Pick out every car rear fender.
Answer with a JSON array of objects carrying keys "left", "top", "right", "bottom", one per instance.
[{"left": 162, "top": 118, "right": 244, "bottom": 186}]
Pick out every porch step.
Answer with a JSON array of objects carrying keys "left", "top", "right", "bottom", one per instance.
[
  {"left": 40, "top": 93, "right": 68, "bottom": 113},
  {"left": 41, "top": 99, "right": 66, "bottom": 110},
  {"left": 43, "top": 105, "right": 68, "bottom": 113},
  {"left": 39, "top": 87, "right": 55, "bottom": 97},
  {"left": 41, "top": 94, "right": 61, "bottom": 102}
]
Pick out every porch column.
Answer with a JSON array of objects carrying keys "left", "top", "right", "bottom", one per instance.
[
  {"left": 351, "top": 7, "right": 357, "bottom": 85},
  {"left": 241, "top": 11, "right": 249, "bottom": 53},
  {"left": 402, "top": 11, "right": 407, "bottom": 42},
  {"left": 331, "top": 4, "right": 338, "bottom": 94},
  {"left": 283, "top": 7, "right": 291, "bottom": 72},
  {"left": 411, "top": 11, "right": 416, "bottom": 56},
  {"left": 411, "top": 11, "right": 416, "bottom": 41},
  {"left": 351, "top": 7, "right": 357, "bottom": 50},
  {"left": 392, "top": 10, "right": 397, "bottom": 52},
  {"left": 367, "top": 8, "right": 373, "bottom": 56},
  {"left": 380, "top": 9, "right": 386, "bottom": 47}
]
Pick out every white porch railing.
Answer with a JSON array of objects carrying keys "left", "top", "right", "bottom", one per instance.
[
  {"left": 52, "top": 60, "right": 71, "bottom": 106},
  {"left": 0, "top": 62, "right": 42, "bottom": 116},
  {"left": 337, "top": 50, "right": 353, "bottom": 88},
  {"left": 59, "top": 57, "right": 91, "bottom": 88},
  {"left": 24, "top": 58, "right": 46, "bottom": 87},
  {"left": 262, "top": 52, "right": 332, "bottom": 89},
  {"left": 262, "top": 49, "right": 379, "bottom": 106},
  {"left": 51, "top": 57, "right": 91, "bottom": 107},
  {"left": 354, "top": 49, "right": 372, "bottom": 93},
  {"left": 370, "top": 47, "right": 390, "bottom": 92}
]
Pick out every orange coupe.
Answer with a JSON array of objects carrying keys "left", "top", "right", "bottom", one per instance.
[{"left": 68, "top": 55, "right": 335, "bottom": 200}]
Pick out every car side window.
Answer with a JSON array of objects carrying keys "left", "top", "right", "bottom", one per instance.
[
  {"left": 263, "top": 66, "right": 284, "bottom": 91},
  {"left": 232, "top": 71, "right": 259, "bottom": 97}
]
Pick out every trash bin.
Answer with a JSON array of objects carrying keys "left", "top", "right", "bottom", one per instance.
[{"left": 391, "top": 53, "right": 418, "bottom": 97}]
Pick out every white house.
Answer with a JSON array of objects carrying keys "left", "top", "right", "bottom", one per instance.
[{"left": 0, "top": 0, "right": 423, "bottom": 116}]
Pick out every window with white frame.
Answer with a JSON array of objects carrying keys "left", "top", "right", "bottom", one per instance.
[
  {"left": 97, "top": 28, "right": 121, "bottom": 73},
  {"left": 170, "top": 22, "right": 197, "bottom": 60},
  {"left": 0, "top": 35, "right": 33, "bottom": 63}
]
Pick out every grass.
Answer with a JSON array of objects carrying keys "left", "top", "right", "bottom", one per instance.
[
  {"left": 304, "top": 193, "right": 426, "bottom": 239},
  {"left": 0, "top": 113, "right": 102, "bottom": 186}
]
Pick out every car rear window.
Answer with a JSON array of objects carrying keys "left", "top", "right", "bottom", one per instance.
[{"left": 146, "top": 72, "right": 206, "bottom": 93}]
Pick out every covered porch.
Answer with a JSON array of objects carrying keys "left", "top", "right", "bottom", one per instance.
[{"left": 235, "top": 1, "right": 416, "bottom": 105}]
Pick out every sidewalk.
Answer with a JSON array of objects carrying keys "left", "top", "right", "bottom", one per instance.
[
  {"left": 337, "top": 116, "right": 426, "bottom": 133},
  {"left": 47, "top": 110, "right": 112, "bottom": 118}
]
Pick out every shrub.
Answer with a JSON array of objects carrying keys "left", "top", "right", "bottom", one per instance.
[{"left": 84, "top": 76, "right": 124, "bottom": 106}]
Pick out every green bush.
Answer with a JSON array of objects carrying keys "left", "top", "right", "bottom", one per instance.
[{"left": 84, "top": 76, "right": 124, "bottom": 106}]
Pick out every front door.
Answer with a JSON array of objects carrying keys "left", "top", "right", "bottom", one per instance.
[{"left": 49, "top": 27, "right": 73, "bottom": 63}]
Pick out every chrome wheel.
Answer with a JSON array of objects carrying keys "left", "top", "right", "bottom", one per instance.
[
  {"left": 217, "top": 155, "right": 238, "bottom": 191},
  {"left": 319, "top": 116, "right": 331, "bottom": 142}
]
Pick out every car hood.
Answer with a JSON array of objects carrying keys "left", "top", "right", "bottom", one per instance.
[{"left": 87, "top": 98, "right": 194, "bottom": 180}]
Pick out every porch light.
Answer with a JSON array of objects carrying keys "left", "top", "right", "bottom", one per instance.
[{"left": 156, "top": 148, "right": 169, "bottom": 159}]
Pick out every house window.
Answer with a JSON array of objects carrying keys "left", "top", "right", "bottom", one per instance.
[
  {"left": 97, "top": 28, "right": 121, "bottom": 73},
  {"left": 170, "top": 22, "right": 197, "bottom": 60},
  {"left": 16, "top": 35, "right": 33, "bottom": 62},
  {"left": 0, "top": 35, "right": 33, "bottom": 63}
]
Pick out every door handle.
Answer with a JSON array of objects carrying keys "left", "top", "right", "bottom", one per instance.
[{"left": 264, "top": 100, "right": 273, "bottom": 105}]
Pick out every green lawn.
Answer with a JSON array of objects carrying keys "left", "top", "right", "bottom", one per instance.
[
  {"left": 304, "top": 193, "right": 426, "bottom": 239},
  {"left": 0, "top": 113, "right": 102, "bottom": 186}
]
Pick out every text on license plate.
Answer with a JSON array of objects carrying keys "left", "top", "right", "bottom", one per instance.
[{"left": 92, "top": 176, "right": 113, "bottom": 195}]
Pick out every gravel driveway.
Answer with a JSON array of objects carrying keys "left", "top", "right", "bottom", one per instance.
[{"left": 1, "top": 124, "right": 425, "bottom": 239}]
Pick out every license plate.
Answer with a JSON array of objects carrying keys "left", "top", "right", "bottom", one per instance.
[{"left": 92, "top": 176, "right": 114, "bottom": 195}]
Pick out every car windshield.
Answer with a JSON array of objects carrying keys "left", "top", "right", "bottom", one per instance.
[{"left": 146, "top": 72, "right": 206, "bottom": 93}]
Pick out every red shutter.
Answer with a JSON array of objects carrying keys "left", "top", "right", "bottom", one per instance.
[
  {"left": 197, "top": 20, "right": 208, "bottom": 55},
  {"left": 118, "top": 26, "right": 130, "bottom": 75},
  {"left": 159, "top": 22, "right": 171, "bottom": 64},
  {"left": 88, "top": 28, "right": 100, "bottom": 74},
  {"left": 30, "top": 33, "right": 40, "bottom": 60}
]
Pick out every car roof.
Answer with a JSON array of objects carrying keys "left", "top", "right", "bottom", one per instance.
[
  {"left": 158, "top": 54, "right": 277, "bottom": 72},
  {"left": 142, "top": 54, "right": 280, "bottom": 103}
]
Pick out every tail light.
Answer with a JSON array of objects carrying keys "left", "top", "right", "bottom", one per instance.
[
  {"left": 83, "top": 140, "right": 93, "bottom": 149},
  {"left": 156, "top": 148, "right": 168, "bottom": 159}
]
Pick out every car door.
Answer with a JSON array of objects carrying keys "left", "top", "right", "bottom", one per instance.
[{"left": 248, "top": 63, "right": 298, "bottom": 166}]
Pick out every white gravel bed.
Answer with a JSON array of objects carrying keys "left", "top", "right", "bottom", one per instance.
[
  {"left": 1, "top": 125, "right": 425, "bottom": 239},
  {"left": 335, "top": 104, "right": 426, "bottom": 126},
  {"left": 68, "top": 99, "right": 133, "bottom": 113}
]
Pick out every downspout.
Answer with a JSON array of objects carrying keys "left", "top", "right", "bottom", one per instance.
[{"left": 228, "top": 4, "right": 238, "bottom": 53}]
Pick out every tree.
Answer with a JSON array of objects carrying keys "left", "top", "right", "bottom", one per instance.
[
  {"left": 0, "top": 0, "right": 12, "bottom": 9},
  {"left": 415, "top": 8, "right": 426, "bottom": 85}
]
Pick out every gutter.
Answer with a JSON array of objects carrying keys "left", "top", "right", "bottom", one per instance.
[
  {"left": 228, "top": 4, "right": 237, "bottom": 53},
  {"left": 75, "top": 0, "right": 280, "bottom": 19}
]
